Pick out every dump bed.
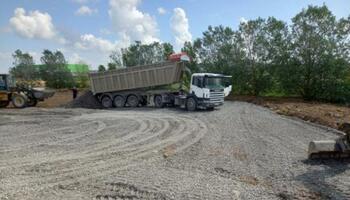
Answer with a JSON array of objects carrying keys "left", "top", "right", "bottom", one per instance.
[{"left": 89, "top": 61, "right": 184, "bottom": 94}]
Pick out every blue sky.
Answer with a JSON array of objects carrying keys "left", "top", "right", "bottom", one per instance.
[{"left": 0, "top": 0, "right": 349, "bottom": 73}]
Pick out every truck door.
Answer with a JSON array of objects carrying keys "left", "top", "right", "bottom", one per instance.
[{"left": 190, "top": 76, "right": 205, "bottom": 98}]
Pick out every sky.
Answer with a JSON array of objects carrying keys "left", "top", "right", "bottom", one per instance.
[{"left": 0, "top": 0, "right": 349, "bottom": 73}]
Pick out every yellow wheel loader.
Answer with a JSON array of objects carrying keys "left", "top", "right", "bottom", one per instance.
[{"left": 0, "top": 74, "right": 54, "bottom": 108}]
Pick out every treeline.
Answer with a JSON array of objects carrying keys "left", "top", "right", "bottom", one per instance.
[
  {"left": 97, "top": 41, "right": 174, "bottom": 72},
  {"left": 10, "top": 5, "right": 350, "bottom": 102},
  {"left": 10, "top": 49, "right": 87, "bottom": 88},
  {"left": 183, "top": 5, "right": 350, "bottom": 103},
  {"left": 109, "top": 5, "right": 350, "bottom": 103}
]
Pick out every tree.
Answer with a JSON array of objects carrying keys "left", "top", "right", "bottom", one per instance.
[
  {"left": 238, "top": 18, "right": 277, "bottom": 96},
  {"left": 290, "top": 5, "right": 350, "bottom": 101},
  {"left": 181, "top": 41, "right": 201, "bottom": 73},
  {"left": 162, "top": 42, "right": 174, "bottom": 59},
  {"left": 120, "top": 41, "right": 174, "bottom": 67},
  {"left": 39, "top": 50, "right": 74, "bottom": 88},
  {"left": 193, "top": 25, "right": 247, "bottom": 94},
  {"left": 107, "top": 63, "right": 117, "bottom": 71},
  {"left": 10, "top": 49, "right": 37, "bottom": 81},
  {"left": 109, "top": 50, "right": 123, "bottom": 67},
  {"left": 98, "top": 65, "right": 106, "bottom": 72}
]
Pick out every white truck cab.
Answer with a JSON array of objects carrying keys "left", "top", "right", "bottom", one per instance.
[{"left": 188, "top": 73, "right": 232, "bottom": 109}]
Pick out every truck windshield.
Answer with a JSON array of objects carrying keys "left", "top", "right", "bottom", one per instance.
[{"left": 204, "top": 77, "right": 224, "bottom": 89}]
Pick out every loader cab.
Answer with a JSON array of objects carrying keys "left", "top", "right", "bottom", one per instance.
[
  {"left": 0, "top": 74, "right": 14, "bottom": 91},
  {"left": 0, "top": 74, "right": 14, "bottom": 107},
  {"left": 189, "top": 73, "right": 232, "bottom": 108}
]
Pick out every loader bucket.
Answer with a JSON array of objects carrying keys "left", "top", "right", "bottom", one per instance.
[
  {"left": 308, "top": 139, "right": 350, "bottom": 159},
  {"left": 308, "top": 140, "right": 338, "bottom": 159},
  {"left": 32, "top": 88, "right": 55, "bottom": 99}
]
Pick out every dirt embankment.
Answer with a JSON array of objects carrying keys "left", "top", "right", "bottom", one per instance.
[{"left": 227, "top": 95, "right": 350, "bottom": 132}]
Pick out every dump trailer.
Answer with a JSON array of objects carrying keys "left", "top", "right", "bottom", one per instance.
[{"left": 89, "top": 55, "right": 232, "bottom": 110}]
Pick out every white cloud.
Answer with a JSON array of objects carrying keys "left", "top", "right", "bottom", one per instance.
[
  {"left": 75, "top": 34, "right": 115, "bottom": 52},
  {"left": 157, "top": 7, "right": 167, "bottom": 15},
  {"left": 74, "top": 34, "right": 129, "bottom": 53},
  {"left": 108, "top": 0, "right": 159, "bottom": 45},
  {"left": 170, "top": 8, "right": 192, "bottom": 50},
  {"left": 9, "top": 8, "right": 57, "bottom": 40},
  {"left": 75, "top": 5, "right": 98, "bottom": 16},
  {"left": 69, "top": 53, "right": 83, "bottom": 63}
]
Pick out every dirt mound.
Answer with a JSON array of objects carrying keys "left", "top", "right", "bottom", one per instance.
[{"left": 65, "top": 90, "right": 103, "bottom": 109}]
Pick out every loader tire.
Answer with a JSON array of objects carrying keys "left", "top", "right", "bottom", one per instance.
[
  {"left": 12, "top": 94, "right": 27, "bottom": 108},
  {"left": 27, "top": 98, "right": 38, "bottom": 107}
]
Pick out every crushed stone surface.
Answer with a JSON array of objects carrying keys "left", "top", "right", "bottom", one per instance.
[{"left": 0, "top": 102, "right": 349, "bottom": 200}]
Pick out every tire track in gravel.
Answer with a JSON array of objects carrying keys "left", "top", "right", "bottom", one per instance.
[{"left": 0, "top": 109, "right": 208, "bottom": 199}]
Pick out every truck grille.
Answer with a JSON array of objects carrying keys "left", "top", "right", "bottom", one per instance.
[{"left": 209, "top": 91, "right": 224, "bottom": 103}]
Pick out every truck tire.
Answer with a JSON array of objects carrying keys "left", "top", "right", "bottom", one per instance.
[
  {"left": 186, "top": 97, "right": 197, "bottom": 111},
  {"left": 101, "top": 96, "right": 113, "bottom": 108},
  {"left": 12, "top": 94, "right": 27, "bottom": 108},
  {"left": 127, "top": 95, "right": 139, "bottom": 107},
  {"left": 113, "top": 95, "right": 125, "bottom": 108},
  {"left": 27, "top": 98, "right": 38, "bottom": 107},
  {"left": 154, "top": 95, "right": 164, "bottom": 108},
  {"left": 0, "top": 101, "right": 9, "bottom": 108}
]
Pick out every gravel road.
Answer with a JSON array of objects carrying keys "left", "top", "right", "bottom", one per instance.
[{"left": 0, "top": 102, "right": 349, "bottom": 200}]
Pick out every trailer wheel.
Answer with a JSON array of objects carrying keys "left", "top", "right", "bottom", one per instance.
[
  {"left": 186, "top": 97, "right": 197, "bottom": 111},
  {"left": 101, "top": 96, "right": 112, "bottom": 108},
  {"left": 12, "top": 94, "right": 27, "bottom": 108},
  {"left": 127, "top": 95, "right": 139, "bottom": 107},
  {"left": 113, "top": 95, "right": 125, "bottom": 108},
  {"left": 154, "top": 95, "right": 164, "bottom": 108}
]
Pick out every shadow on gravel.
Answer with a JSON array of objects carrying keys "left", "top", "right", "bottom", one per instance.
[{"left": 296, "top": 159, "right": 350, "bottom": 199}]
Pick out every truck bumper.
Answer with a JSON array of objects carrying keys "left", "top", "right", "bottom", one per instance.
[{"left": 198, "top": 99, "right": 223, "bottom": 108}]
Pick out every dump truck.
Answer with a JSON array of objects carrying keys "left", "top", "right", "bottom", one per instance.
[
  {"left": 89, "top": 54, "right": 232, "bottom": 110},
  {"left": 308, "top": 123, "right": 350, "bottom": 159},
  {"left": 0, "top": 74, "right": 55, "bottom": 108}
]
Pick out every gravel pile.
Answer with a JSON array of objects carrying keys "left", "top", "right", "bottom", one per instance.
[{"left": 65, "top": 90, "right": 103, "bottom": 109}]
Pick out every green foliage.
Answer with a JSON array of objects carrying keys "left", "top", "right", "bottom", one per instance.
[
  {"left": 183, "top": 5, "right": 350, "bottom": 103},
  {"left": 10, "top": 49, "right": 38, "bottom": 81},
  {"left": 98, "top": 65, "right": 106, "bottom": 72},
  {"left": 109, "top": 51, "right": 123, "bottom": 67},
  {"left": 75, "top": 74, "right": 89, "bottom": 88},
  {"left": 287, "top": 5, "right": 350, "bottom": 102},
  {"left": 120, "top": 41, "right": 174, "bottom": 67},
  {"left": 39, "top": 49, "right": 74, "bottom": 89},
  {"left": 107, "top": 63, "right": 117, "bottom": 71}
]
